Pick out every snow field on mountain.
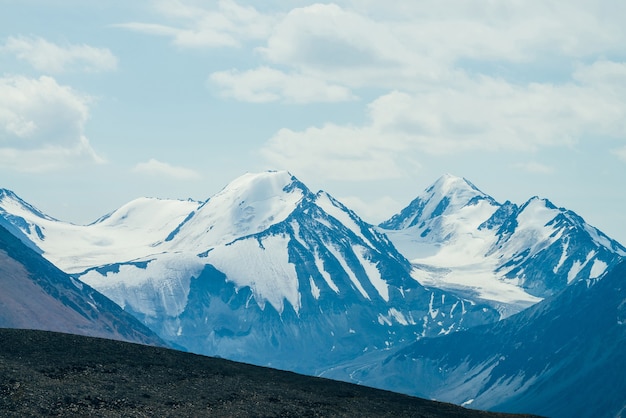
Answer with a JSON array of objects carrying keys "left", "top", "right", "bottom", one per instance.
[
  {"left": 497, "top": 198, "right": 560, "bottom": 259},
  {"left": 0, "top": 193, "right": 199, "bottom": 273},
  {"left": 410, "top": 265, "right": 541, "bottom": 317},
  {"left": 589, "top": 258, "right": 608, "bottom": 278},
  {"left": 353, "top": 245, "right": 389, "bottom": 301},
  {"left": 421, "top": 175, "right": 487, "bottom": 220},
  {"left": 583, "top": 223, "right": 626, "bottom": 255},
  {"left": 169, "top": 171, "right": 305, "bottom": 251},
  {"left": 4, "top": 170, "right": 625, "bottom": 374},
  {"left": 383, "top": 193, "right": 542, "bottom": 314},
  {"left": 80, "top": 253, "right": 205, "bottom": 318},
  {"left": 313, "top": 250, "right": 340, "bottom": 293},
  {"left": 409, "top": 202, "right": 499, "bottom": 266},
  {"left": 377, "top": 228, "right": 440, "bottom": 260},
  {"left": 327, "top": 245, "right": 370, "bottom": 300},
  {"left": 204, "top": 234, "right": 300, "bottom": 313}
]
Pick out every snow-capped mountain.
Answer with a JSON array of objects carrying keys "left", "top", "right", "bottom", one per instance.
[
  {"left": 325, "top": 259, "right": 626, "bottom": 418},
  {"left": 380, "top": 174, "right": 626, "bottom": 317},
  {"left": 0, "top": 172, "right": 498, "bottom": 373},
  {"left": 0, "top": 223, "right": 164, "bottom": 346},
  {"left": 0, "top": 188, "right": 200, "bottom": 273}
]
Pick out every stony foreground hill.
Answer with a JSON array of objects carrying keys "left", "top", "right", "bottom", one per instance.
[{"left": 0, "top": 329, "right": 538, "bottom": 418}]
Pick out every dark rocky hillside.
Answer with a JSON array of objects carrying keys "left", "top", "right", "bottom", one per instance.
[
  {"left": 0, "top": 329, "right": 539, "bottom": 417},
  {"left": 0, "top": 225, "right": 163, "bottom": 345},
  {"left": 334, "top": 261, "right": 626, "bottom": 418}
]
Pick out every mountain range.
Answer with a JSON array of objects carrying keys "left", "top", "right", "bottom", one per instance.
[
  {"left": 1, "top": 171, "right": 625, "bottom": 416},
  {"left": 380, "top": 174, "right": 625, "bottom": 317},
  {"left": 0, "top": 172, "right": 499, "bottom": 373}
]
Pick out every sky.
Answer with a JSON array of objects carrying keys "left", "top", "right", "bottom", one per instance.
[{"left": 1, "top": 0, "right": 626, "bottom": 244}]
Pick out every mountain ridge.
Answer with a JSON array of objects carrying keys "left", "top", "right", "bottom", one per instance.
[
  {"left": 380, "top": 173, "right": 625, "bottom": 317},
  {"left": 1, "top": 170, "right": 624, "bottom": 380}
]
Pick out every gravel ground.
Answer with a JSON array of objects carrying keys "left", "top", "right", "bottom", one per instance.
[{"left": 0, "top": 329, "right": 540, "bottom": 417}]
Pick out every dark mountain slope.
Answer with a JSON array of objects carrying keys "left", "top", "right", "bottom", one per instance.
[
  {"left": 0, "top": 225, "right": 163, "bottom": 346},
  {"left": 0, "top": 329, "right": 539, "bottom": 418},
  {"left": 341, "top": 261, "right": 626, "bottom": 418}
]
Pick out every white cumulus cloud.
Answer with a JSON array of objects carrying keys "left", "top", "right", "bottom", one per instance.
[
  {"left": 257, "top": 3, "right": 446, "bottom": 90},
  {"left": 116, "top": 0, "right": 275, "bottom": 48},
  {"left": 133, "top": 159, "right": 201, "bottom": 180},
  {"left": 0, "top": 75, "right": 104, "bottom": 172},
  {"left": 2, "top": 36, "right": 118, "bottom": 73},
  {"left": 209, "top": 67, "right": 355, "bottom": 103},
  {"left": 261, "top": 59, "right": 626, "bottom": 181},
  {"left": 115, "top": 1, "right": 626, "bottom": 180}
]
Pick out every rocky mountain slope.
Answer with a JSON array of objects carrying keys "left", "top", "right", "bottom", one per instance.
[
  {"left": 0, "top": 328, "right": 539, "bottom": 418},
  {"left": 324, "top": 260, "right": 626, "bottom": 418},
  {"left": 0, "top": 224, "right": 163, "bottom": 346}
]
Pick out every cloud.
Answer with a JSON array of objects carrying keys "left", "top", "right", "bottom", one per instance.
[
  {"left": 2, "top": 36, "right": 118, "bottom": 73},
  {"left": 261, "top": 60, "right": 626, "bottom": 181},
  {"left": 258, "top": 3, "right": 445, "bottom": 90},
  {"left": 612, "top": 146, "right": 626, "bottom": 162},
  {"left": 0, "top": 75, "right": 104, "bottom": 172},
  {"left": 514, "top": 162, "right": 555, "bottom": 174},
  {"left": 133, "top": 159, "right": 201, "bottom": 180},
  {"left": 255, "top": 2, "right": 626, "bottom": 91},
  {"left": 0, "top": 136, "right": 104, "bottom": 173},
  {"left": 115, "top": 0, "right": 275, "bottom": 48},
  {"left": 342, "top": 0, "right": 626, "bottom": 59},
  {"left": 117, "top": 1, "right": 626, "bottom": 182},
  {"left": 209, "top": 67, "right": 355, "bottom": 103},
  {"left": 573, "top": 60, "right": 626, "bottom": 91},
  {"left": 128, "top": 1, "right": 626, "bottom": 88},
  {"left": 260, "top": 4, "right": 409, "bottom": 70},
  {"left": 260, "top": 123, "right": 418, "bottom": 181}
]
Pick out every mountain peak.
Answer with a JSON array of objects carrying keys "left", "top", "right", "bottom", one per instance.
[
  {"left": 167, "top": 171, "right": 311, "bottom": 249},
  {"left": 206, "top": 170, "right": 312, "bottom": 206},
  {"left": 520, "top": 196, "right": 558, "bottom": 211},
  {"left": 380, "top": 174, "right": 497, "bottom": 230},
  {"left": 426, "top": 173, "right": 484, "bottom": 198}
]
